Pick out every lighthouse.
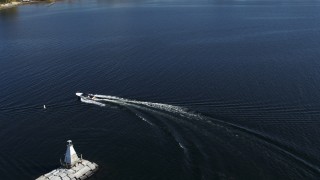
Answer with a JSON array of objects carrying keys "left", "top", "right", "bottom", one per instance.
[
  {"left": 64, "top": 140, "right": 80, "bottom": 168},
  {"left": 36, "top": 140, "right": 98, "bottom": 180}
]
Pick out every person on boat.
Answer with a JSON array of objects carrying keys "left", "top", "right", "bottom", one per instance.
[{"left": 89, "top": 95, "right": 96, "bottom": 100}]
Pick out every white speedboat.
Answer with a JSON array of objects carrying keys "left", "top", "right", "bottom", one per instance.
[
  {"left": 76, "top": 92, "right": 95, "bottom": 99},
  {"left": 76, "top": 92, "right": 105, "bottom": 107}
]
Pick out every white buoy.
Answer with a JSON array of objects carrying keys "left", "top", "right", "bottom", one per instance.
[{"left": 43, "top": 105, "right": 46, "bottom": 109}]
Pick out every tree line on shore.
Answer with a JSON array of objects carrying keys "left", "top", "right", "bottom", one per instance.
[
  {"left": 0, "top": 0, "right": 51, "bottom": 4},
  {"left": 0, "top": 0, "right": 14, "bottom": 3}
]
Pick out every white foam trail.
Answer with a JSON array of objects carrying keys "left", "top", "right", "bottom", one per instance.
[
  {"left": 93, "top": 97, "right": 155, "bottom": 126},
  {"left": 80, "top": 97, "right": 106, "bottom": 107},
  {"left": 81, "top": 94, "right": 320, "bottom": 174},
  {"left": 178, "top": 142, "right": 186, "bottom": 150},
  {"left": 132, "top": 112, "right": 155, "bottom": 126},
  {"left": 94, "top": 94, "right": 201, "bottom": 119},
  {"left": 88, "top": 94, "right": 196, "bottom": 159}
]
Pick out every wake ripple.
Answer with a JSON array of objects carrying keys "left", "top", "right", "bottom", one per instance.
[
  {"left": 94, "top": 94, "right": 201, "bottom": 119},
  {"left": 80, "top": 93, "right": 320, "bottom": 178},
  {"left": 80, "top": 97, "right": 106, "bottom": 107}
]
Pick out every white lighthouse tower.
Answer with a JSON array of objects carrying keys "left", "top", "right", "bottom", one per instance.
[{"left": 64, "top": 140, "right": 80, "bottom": 168}]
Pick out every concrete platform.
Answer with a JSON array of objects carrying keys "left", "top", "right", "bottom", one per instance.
[
  {"left": 36, "top": 159, "right": 98, "bottom": 180},
  {"left": 36, "top": 140, "right": 98, "bottom": 180}
]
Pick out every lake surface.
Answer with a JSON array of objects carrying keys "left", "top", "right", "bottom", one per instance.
[{"left": 1, "top": 0, "right": 320, "bottom": 179}]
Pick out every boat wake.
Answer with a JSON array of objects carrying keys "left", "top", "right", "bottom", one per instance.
[
  {"left": 80, "top": 97, "right": 106, "bottom": 107},
  {"left": 79, "top": 93, "right": 320, "bottom": 179}
]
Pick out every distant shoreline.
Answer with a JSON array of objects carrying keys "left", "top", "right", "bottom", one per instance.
[
  {"left": 0, "top": 0, "right": 56, "bottom": 10},
  {"left": 0, "top": 1, "right": 22, "bottom": 10}
]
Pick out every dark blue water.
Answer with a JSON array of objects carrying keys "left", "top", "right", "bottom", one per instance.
[{"left": 1, "top": 0, "right": 320, "bottom": 179}]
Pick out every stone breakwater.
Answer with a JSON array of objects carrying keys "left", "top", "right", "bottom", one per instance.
[
  {"left": 36, "top": 140, "right": 99, "bottom": 180},
  {"left": 36, "top": 160, "right": 99, "bottom": 180}
]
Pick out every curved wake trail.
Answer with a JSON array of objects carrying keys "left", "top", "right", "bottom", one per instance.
[
  {"left": 80, "top": 94, "right": 320, "bottom": 178},
  {"left": 80, "top": 97, "right": 106, "bottom": 107},
  {"left": 93, "top": 97, "right": 191, "bottom": 152},
  {"left": 94, "top": 95, "right": 201, "bottom": 119}
]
